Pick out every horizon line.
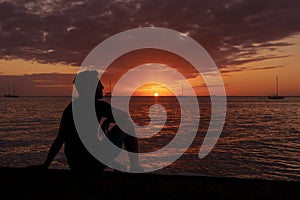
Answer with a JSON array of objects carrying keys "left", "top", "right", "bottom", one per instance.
[{"left": 1, "top": 95, "right": 300, "bottom": 98}]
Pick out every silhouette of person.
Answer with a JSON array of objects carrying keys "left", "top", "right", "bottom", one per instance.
[{"left": 30, "top": 70, "right": 141, "bottom": 173}]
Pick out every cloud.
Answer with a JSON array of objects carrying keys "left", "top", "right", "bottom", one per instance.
[
  {"left": 194, "top": 83, "right": 229, "bottom": 88},
  {"left": 220, "top": 65, "right": 286, "bottom": 74},
  {"left": 254, "top": 42, "right": 294, "bottom": 48},
  {"left": 228, "top": 55, "right": 290, "bottom": 66},
  {"left": 250, "top": 65, "right": 286, "bottom": 71},
  {"left": 29, "top": 73, "right": 75, "bottom": 88},
  {"left": 0, "top": 0, "right": 299, "bottom": 73}
]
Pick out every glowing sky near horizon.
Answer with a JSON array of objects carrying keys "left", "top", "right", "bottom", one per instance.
[{"left": 0, "top": 0, "right": 300, "bottom": 96}]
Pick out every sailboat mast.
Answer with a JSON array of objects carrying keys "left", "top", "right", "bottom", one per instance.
[
  {"left": 182, "top": 84, "right": 183, "bottom": 96},
  {"left": 7, "top": 83, "right": 10, "bottom": 95},
  {"left": 13, "top": 81, "right": 16, "bottom": 96},
  {"left": 276, "top": 76, "right": 278, "bottom": 96},
  {"left": 268, "top": 76, "right": 284, "bottom": 99},
  {"left": 109, "top": 79, "right": 112, "bottom": 93}
]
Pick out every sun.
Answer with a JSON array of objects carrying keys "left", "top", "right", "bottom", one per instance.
[{"left": 154, "top": 92, "right": 159, "bottom": 97}]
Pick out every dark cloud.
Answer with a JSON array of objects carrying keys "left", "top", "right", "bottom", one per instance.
[
  {"left": 228, "top": 55, "right": 290, "bottom": 66},
  {"left": 220, "top": 65, "right": 286, "bottom": 74},
  {"left": 0, "top": 0, "right": 299, "bottom": 71},
  {"left": 250, "top": 65, "right": 286, "bottom": 71}
]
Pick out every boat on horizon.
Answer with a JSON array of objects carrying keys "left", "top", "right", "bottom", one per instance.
[
  {"left": 4, "top": 94, "right": 19, "bottom": 98},
  {"left": 104, "top": 79, "right": 112, "bottom": 98},
  {"left": 4, "top": 81, "right": 19, "bottom": 98},
  {"left": 104, "top": 92, "right": 112, "bottom": 98},
  {"left": 268, "top": 76, "right": 285, "bottom": 99}
]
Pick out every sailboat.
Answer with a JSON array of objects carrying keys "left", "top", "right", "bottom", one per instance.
[
  {"left": 4, "top": 81, "right": 19, "bottom": 98},
  {"left": 104, "top": 79, "right": 112, "bottom": 98},
  {"left": 268, "top": 76, "right": 285, "bottom": 99}
]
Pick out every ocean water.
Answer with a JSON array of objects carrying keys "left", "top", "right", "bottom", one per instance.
[{"left": 0, "top": 96, "right": 299, "bottom": 181}]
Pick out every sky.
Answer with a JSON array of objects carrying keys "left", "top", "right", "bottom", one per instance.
[{"left": 0, "top": 0, "right": 299, "bottom": 96}]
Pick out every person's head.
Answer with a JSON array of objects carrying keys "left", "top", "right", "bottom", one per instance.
[{"left": 73, "top": 70, "right": 104, "bottom": 99}]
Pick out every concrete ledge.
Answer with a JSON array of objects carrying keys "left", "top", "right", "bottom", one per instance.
[{"left": 1, "top": 167, "right": 299, "bottom": 199}]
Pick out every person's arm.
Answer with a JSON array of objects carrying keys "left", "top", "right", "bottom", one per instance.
[
  {"left": 28, "top": 109, "right": 67, "bottom": 169},
  {"left": 42, "top": 134, "right": 64, "bottom": 168},
  {"left": 41, "top": 108, "right": 69, "bottom": 168}
]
